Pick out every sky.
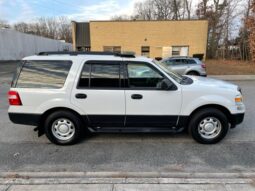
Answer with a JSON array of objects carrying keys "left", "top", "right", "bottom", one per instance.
[
  {"left": 0, "top": 0, "right": 145, "bottom": 23},
  {"left": 0, "top": 0, "right": 245, "bottom": 39}
]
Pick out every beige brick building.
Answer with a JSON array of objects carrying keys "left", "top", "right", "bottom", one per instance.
[{"left": 72, "top": 20, "right": 208, "bottom": 60}]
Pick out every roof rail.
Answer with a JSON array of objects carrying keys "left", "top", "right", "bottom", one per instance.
[{"left": 37, "top": 51, "right": 135, "bottom": 58}]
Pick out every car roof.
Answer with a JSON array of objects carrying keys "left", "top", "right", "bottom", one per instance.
[
  {"left": 167, "top": 57, "right": 194, "bottom": 60},
  {"left": 22, "top": 54, "right": 153, "bottom": 63}
]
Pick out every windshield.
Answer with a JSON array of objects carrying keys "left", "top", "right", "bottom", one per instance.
[{"left": 152, "top": 60, "right": 183, "bottom": 83}]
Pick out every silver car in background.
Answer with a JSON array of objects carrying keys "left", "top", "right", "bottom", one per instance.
[{"left": 160, "top": 57, "right": 207, "bottom": 76}]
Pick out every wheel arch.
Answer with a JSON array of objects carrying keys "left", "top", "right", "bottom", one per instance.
[
  {"left": 186, "top": 104, "right": 232, "bottom": 127},
  {"left": 186, "top": 70, "right": 200, "bottom": 75},
  {"left": 38, "top": 107, "right": 89, "bottom": 136}
]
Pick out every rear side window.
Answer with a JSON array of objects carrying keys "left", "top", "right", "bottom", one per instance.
[
  {"left": 78, "top": 62, "right": 121, "bottom": 88},
  {"left": 187, "top": 59, "right": 197, "bottom": 64},
  {"left": 14, "top": 60, "right": 72, "bottom": 89}
]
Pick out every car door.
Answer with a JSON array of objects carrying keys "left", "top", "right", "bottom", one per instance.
[
  {"left": 124, "top": 61, "right": 182, "bottom": 127},
  {"left": 171, "top": 59, "right": 188, "bottom": 75},
  {"left": 71, "top": 60, "right": 125, "bottom": 127}
]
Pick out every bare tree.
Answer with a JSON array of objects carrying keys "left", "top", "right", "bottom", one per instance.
[
  {"left": 184, "top": 0, "right": 192, "bottom": 19},
  {"left": 112, "top": 0, "right": 193, "bottom": 21},
  {"left": 58, "top": 16, "right": 72, "bottom": 43},
  {"left": 196, "top": 0, "right": 228, "bottom": 59},
  {"left": 0, "top": 19, "right": 10, "bottom": 28},
  {"left": 134, "top": 0, "right": 155, "bottom": 20},
  {"left": 246, "top": 0, "right": 255, "bottom": 62},
  {"left": 14, "top": 22, "right": 30, "bottom": 33},
  {"left": 13, "top": 16, "right": 72, "bottom": 43}
]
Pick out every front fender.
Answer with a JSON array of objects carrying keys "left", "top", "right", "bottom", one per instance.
[{"left": 181, "top": 95, "right": 233, "bottom": 115}]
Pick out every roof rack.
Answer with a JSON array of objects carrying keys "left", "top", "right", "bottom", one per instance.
[{"left": 37, "top": 51, "right": 135, "bottom": 58}]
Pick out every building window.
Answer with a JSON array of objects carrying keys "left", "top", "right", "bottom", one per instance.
[
  {"left": 77, "top": 47, "right": 91, "bottom": 51},
  {"left": 141, "top": 46, "right": 150, "bottom": 57},
  {"left": 103, "top": 46, "right": 121, "bottom": 53},
  {"left": 172, "top": 46, "right": 189, "bottom": 56}
]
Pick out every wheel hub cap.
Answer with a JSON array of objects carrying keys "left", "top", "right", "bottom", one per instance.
[
  {"left": 204, "top": 123, "right": 215, "bottom": 132},
  {"left": 198, "top": 117, "right": 222, "bottom": 139},
  {"left": 51, "top": 118, "right": 75, "bottom": 141},
  {"left": 58, "top": 124, "right": 69, "bottom": 134}
]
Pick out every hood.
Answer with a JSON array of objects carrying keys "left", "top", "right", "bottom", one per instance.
[{"left": 187, "top": 76, "right": 238, "bottom": 91}]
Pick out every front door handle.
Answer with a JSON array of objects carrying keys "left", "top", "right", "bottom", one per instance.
[
  {"left": 75, "top": 93, "right": 87, "bottom": 99},
  {"left": 131, "top": 94, "right": 143, "bottom": 100}
]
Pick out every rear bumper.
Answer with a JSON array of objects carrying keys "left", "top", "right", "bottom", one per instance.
[
  {"left": 230, "top": 113, "right": 245, "bottom": 128},
  {"left": 9, "top": 113, "right": 41, "bottom": 126}
]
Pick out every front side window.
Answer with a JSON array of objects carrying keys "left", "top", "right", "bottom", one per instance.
[
  {"left": 15, "top": 60, "right": 72, "bottom": 89},
  {"left": 78, "top": 62, "right": 121, "bottom": 88},
  {"left": 127, "top": 62, "right": 164, "bottom": 89}
]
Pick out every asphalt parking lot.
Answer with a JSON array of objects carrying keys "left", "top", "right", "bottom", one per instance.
[{"left": 0, "top": 62, "right": 255, "bottom": 173}]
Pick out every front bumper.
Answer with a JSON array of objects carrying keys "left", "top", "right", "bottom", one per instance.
[{"left": 230, "top": 113, "right": 245, "bottom": 128}]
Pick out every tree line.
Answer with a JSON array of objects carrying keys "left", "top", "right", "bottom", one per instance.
[{"left": 0, "top": 16, "right": 72, "bottom": 43}]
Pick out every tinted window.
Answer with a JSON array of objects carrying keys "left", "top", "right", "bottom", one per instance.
[
  {"left": 15, "top": 60, "right": 72, "bottom": 89},
  {"left": 78, "top": 63, "right": 120, "bottom": 88},
  {"left": 127, "top": 63, "right": 164, "bottom": 88},
  {"left": 163, "top": 59, "right": 175, "bottom": 65},
  {"left": 78, "top": 63, "right": 90, "bottom": 88},
  {"left": 187, "top": 59, "right": 197, "bottom": 64},
  {"left": 175, "top": 59, "right": 186, "bottom": 65}
]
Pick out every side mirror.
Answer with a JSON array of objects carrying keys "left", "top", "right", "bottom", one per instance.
[{"left": 157, "top": 79, "right": 176, "bottom": 91}]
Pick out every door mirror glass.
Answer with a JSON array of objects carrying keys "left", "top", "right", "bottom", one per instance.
[{"left": 157, "top": 79, "right": 176, "bottom": 91}]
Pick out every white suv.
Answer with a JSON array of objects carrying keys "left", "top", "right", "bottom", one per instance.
[{"left": 8, "top": 52, "right": 245, "bottom": 145}]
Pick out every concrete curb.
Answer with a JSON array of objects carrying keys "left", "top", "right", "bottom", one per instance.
[
  {"left": 0, "top": 172, "right": 255, "bottom": 185},
  {"left": 1, "top": 172, "right": 255, "bottom": 179},
  {"left": 0, "top": 177, "right": 254, "bottom": 185}
]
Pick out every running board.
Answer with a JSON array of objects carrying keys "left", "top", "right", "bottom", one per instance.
[{"left": 88, "top": 127, "right": 184, "bottom": 133}]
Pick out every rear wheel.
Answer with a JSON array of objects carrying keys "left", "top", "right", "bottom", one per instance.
[
  {"left": 188, "top": 108, "right": 229, "bottom": 144},
  {"left": 44, "top": 110, "right": 83, "bottom": 145}
]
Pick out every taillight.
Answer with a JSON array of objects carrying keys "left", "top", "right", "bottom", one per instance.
[
  {"left": 8, "top": 91, "right": 22, "bottom": 106},
  {"left": 201, "top": 63, "right": 206, "bottom": 69}
]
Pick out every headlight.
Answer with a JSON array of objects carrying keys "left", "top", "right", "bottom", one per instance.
[
  {"left": 235, "top": 95, "right": 244, "bottom": 110},
  {"left": 235, "top": 95, "right": 243, "bottom": 103}
]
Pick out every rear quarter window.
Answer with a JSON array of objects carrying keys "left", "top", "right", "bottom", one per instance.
[
  {"left": 187, "top": 59, "right": 197, "bottom": 64},
  {"left": 13, "top": 60, "right": 72, "bottom": 89}
]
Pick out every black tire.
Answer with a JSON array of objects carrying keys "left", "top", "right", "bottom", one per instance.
[
  {"left": 188, "top": 108, "right": 229, "bottom": 144},
  {"left": 44, "top": 110, "right": 83, "bottom": 145},
  {"left": 187, "top": 71, "right": 199, "bottom": 76}
]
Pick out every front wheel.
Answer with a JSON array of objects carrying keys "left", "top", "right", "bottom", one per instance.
[
  {"left": 188, "top": 108, "right": 229, "bottom": 144},
  {"left": 44, "top": 111, "right": 83, "bottom": 145}
]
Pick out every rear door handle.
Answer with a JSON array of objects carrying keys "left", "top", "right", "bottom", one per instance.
[
  {"left": 75, "top": 93, "right": 87, "bottom": 99},
  {"left": 131, "top": 94, "right": 143, "bottom": 100}
]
